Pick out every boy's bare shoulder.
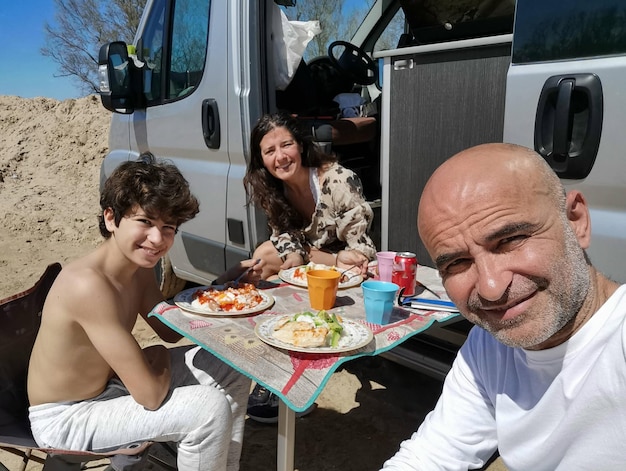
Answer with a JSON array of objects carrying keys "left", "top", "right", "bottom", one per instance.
[
  {"left": 47, "top": 257, "right": 119, "bottom": 318},
  {"left": 57, "top": 259, "right": 112, "bottom": 290}
]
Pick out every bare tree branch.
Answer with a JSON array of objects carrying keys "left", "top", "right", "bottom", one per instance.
[{"left": 41, "top": 0, "right": 146, "bottom": 95}]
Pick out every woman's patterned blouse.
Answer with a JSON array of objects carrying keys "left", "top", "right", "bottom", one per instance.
[{"left": 270, "top": 163, "right": 377, "bottom": 262}]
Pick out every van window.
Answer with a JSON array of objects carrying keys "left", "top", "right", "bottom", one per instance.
[
  {"left": 169, "top": 0, "right": 210, "bottom": 98},
  {"left": 513, "top": 0, "right": 626, "bottom": 64},
  {"left": 139, "top": 0, "right": 210, "bottom": 104},
  {"left": 374, "top": 8, "right": 406, "bottom": 52},
  {"left": 277, "top": 1, "right": 402, "bottom": 57},
  {"left": 398, "top": 0, "right": 514, "bottom": 46},
  {"left": 280, "top": 1, "right": 377, "bottom": 60},
  {"left": 139, "top": 0, "right": 166, "bottom": 102}
]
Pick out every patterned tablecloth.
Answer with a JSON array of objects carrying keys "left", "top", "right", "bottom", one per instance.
[{"left": 149, "top": 266, "right": 458, "bottom": 412}]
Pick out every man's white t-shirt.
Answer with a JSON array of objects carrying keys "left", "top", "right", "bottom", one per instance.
[{"left": 383, "top": 285, "right": 626, "bottom": 471}]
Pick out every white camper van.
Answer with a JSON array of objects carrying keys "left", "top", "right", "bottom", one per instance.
[{"left": 98, "top": 0, "right": 626, "bottom": 377}]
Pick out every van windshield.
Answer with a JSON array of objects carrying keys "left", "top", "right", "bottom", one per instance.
[{"left": 279, "top": 0, "right": 377, "bottom": 61}]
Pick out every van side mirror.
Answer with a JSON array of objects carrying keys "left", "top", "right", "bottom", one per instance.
[{"left": 98, "top": 41, "right": 135, "bottom": 114}]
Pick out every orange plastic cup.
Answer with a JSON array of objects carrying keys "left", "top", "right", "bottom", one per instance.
[{"left": 306, "top": 269, "right": 341, "bottom": 310}]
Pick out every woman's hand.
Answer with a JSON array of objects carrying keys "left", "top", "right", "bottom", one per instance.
[
  {"left": 336, "top": 249, "right": 369, "bottom": 275},
  {"left": 280, "top": 253, "right": 305, "bottom": 270},
  {"left": 239, "top": 258, "right": 265, "bottom": 283},
  {"left": 214, "top": 258, "right": 264, "bottom": 284}
]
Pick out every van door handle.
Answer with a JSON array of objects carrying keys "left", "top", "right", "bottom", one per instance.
[
  {"left": 393, "top": 58, "right": 414, "bottom": 71},
  {"left": 552, "top": 79, "right": 574, "bottom": 161},
  {"left": 202, "top": 99, "right": 221, "bottom": 149},
  {"left": 534, "top": 74, "right": 603, "bottom": 179}
]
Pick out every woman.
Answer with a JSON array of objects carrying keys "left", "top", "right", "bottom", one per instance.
[{"left": 244, "top": 112, "right": 377, "bottom": 280}]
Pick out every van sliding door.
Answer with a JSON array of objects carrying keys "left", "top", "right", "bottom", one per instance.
[
  {"left": 503, "top": 0, "right": 626, "bottom": 283},
  {"left": 378, "top": 0, "right": 514, "bottom": 265}
]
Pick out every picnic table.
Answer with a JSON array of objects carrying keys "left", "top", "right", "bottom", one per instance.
[{"left": 149, "top": 265, "right": 457, "bottom": 471}]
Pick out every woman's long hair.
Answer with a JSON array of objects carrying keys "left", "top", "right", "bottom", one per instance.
[{"left": 243, "top": 112, "right": 337, "bottom": 235}]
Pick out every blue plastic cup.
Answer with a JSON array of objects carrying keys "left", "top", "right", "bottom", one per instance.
[{"left": 361, "top": 280, "right": 399, "bottom": 325}]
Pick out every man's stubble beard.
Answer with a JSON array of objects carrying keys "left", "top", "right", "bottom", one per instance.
[{"left": 466, "top": 223, "right": 590, "bottom": 349}]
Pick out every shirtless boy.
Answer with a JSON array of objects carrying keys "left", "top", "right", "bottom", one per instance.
[{"left": 27, "top": 156, "right": 251, "bottom": 471}]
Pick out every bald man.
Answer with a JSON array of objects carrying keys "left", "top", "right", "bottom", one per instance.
[{"left": 382, "top": 143, "right": 625, "bottom": 470}]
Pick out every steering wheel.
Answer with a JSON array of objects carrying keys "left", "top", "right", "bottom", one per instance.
[{"left": 328, "top": 41, "right": 377, "bottom": 86}]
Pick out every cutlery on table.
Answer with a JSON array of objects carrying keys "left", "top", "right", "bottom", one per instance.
[
  {"left": 415, "top": 280, "right": 441, "bottom": 298},
  {"left": 401, "top": 297, "right": 459, "bottom": 313},
  {"left": 339, "top": 264, "right": 360, "bottom": 280},
  {"left": 397, "top": 287, "right": 458, "bottom": 312},
  {"left": 233, "top": 259, "right": 261, "bottom": 284}
]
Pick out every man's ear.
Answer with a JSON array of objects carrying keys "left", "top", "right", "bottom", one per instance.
[{"left": 566, "top": 190, "right": 591, "bottom": 249}]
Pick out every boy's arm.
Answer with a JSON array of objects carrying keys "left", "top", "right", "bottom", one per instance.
[
  {"left": 75, "top": 272, "right": 172, "bottom": 410},
  {"left": 137, "top": 267, "right": 183, "bottom": 343}
]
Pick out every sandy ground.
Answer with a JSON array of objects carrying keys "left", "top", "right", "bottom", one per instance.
[{"left": 0, "top": 95, "right": 506, "bottom": 470}]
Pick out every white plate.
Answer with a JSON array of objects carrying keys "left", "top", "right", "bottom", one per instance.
[
  {"left": 278, "top": 265, "right": 363, "bottom": 289},
  {"left": 254, "top": 316, "right": 373, "bottom": 353},
  {"left": 174, "top": 285, "right": 274, "bottom": 316}
]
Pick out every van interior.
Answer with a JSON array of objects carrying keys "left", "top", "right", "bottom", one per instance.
[{"left": 271, "top": 0, "right": 515, "bottom": 205}]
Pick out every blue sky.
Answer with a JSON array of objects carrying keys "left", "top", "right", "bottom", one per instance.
[
  {"left": 0, "top": 0, "right": 370, "bottom": 101},
  {"left": 0, "top": 1, "right": 83, "bottom": 100}
]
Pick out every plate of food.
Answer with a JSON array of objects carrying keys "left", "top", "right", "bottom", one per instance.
[
  {"left": 255, "top": 310, "right": 373, "bottom": 353},
  {"left": 278, "top": 262, "right": 363, "bottom": 289},
  {"left": 174, "top": 283, "right": 274, "bottom": 316}
]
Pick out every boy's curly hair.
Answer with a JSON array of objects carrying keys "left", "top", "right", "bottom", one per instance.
[{"left": 98, "top": 154, "right": 199, "bottom": 238}]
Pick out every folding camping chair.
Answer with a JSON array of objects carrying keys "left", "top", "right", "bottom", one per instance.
[{"left": 0, "top": 262, "right": 176, "bottom": 471}]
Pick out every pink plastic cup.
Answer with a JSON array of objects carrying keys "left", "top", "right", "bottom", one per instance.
[{"left": 376, "top": 251, "right": 396, "bottom": 282}]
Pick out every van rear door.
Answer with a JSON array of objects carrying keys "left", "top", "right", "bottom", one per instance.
[{"left": 503, "top": 0, "right": 626, "bottom": 283}]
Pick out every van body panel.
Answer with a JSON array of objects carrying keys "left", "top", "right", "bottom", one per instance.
[
  {"left": 380, "top": 40, "right": 511, "bottom": 264},
  {"left": 504, "top": 57, "right": 626, "bottom": 283}
]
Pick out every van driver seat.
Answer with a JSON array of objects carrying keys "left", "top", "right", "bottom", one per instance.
[
  {"left": 276, "top": 59, "right": 380, "bottom": 199},
  {"left": 301, "top": 115, "right": 380, "bottom": 202},
  {"left": 303, "top": 116, "right": 377, "bottom": 151}
]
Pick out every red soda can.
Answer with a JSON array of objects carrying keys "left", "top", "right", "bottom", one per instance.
[{"left": 392, "top": 252, "right": 418, "bottom": 296}]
